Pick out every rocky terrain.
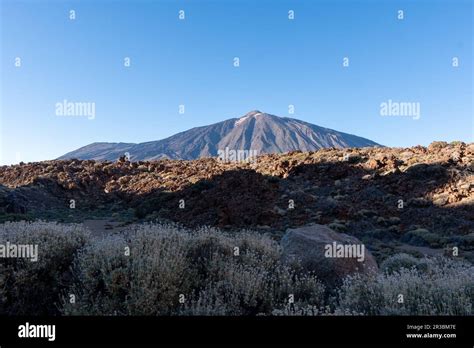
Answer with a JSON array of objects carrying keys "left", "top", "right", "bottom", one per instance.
[{"left": 1, "top": 141, "right": 473, "bottom": 263}]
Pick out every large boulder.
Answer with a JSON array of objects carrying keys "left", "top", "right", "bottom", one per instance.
[{"left": 281, "top": 224, "right": 378, "bottom": 287}]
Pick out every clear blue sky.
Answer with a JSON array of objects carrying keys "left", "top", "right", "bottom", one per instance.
[{"left": 1, "top": 0, "right": 472, "bottom": 164}]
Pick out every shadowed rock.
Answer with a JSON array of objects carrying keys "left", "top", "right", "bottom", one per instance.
[{"left": 281, "top": 224, "right": 378, "bottom": 286}]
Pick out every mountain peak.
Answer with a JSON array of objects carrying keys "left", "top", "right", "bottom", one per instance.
[
  {"left": 235, "top": 110, "right": 266, "bottom": 126},
  {"left": 245, "top": 110, "right": 263, "bottom": 116},
  {"left": 58, "top": 111, "right": 380, "bottom": 161}
]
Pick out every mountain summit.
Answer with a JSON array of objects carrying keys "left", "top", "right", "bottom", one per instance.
[{"left": 58, "top": 111, "right": 380, "bottom": 161}]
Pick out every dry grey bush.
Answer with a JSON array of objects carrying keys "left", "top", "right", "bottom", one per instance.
[
  {"left": 0, "top": 221, "right": 90, "bottom": 315},
  {"left": 334, "top": 256, "right": 474, "bottom": 315},
  {"left": 61, "top": 224, "right": 326, "bottom": 315},
  {"left": 0, "top": 221, "right": 472, "bottom": 316},
  {"left": 61, "top": 225, "right": 197, "bottom": 315}
]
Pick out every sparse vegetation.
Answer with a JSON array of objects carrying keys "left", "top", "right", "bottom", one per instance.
[
  {"left": 0, "top": 221, "right": 472, "bottom": 316},
  {"left": 61, "top": 224, "right": 325, "bottom": 315},
  {"left": 334, "top": 257, "right": 474, "bottom": 315}
]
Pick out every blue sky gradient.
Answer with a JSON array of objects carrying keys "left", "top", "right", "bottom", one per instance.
[{"left": 1, "top": 0, "right": 472, "bottom": 164}]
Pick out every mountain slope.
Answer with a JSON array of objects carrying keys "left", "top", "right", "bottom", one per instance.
[{"left": 58, "top": 111, "right": 380, "bottom": 161}]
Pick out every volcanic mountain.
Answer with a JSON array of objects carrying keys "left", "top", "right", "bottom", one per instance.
[{"left": 58, "top": 111, "right": 380, "bottom": 161}]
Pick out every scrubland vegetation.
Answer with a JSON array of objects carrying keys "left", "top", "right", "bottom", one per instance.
[{"left": 0, "top": 221, "right": 472, "bottom": 316}]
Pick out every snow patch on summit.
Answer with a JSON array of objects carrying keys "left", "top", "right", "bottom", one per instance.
[{"left": 234, "top": 112, "right": 262, "bottom": 126}]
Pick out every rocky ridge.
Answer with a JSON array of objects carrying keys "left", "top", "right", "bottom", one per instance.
[{"left": 0, "top": 141, "right": 473, "bottom": 262}]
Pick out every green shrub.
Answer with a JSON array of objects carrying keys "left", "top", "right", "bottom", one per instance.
[
  {"left": 381, "top": 253, "right": 429, "bottom": 274},
  {"left": 401, "top": 228, "right": 444, "bottom": 247},
  {"left": 428, "top": 141, "right": 448, "bottom": 150},
  {"left": 458, "top": 234, "right": 474, "bottom": 249}
]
